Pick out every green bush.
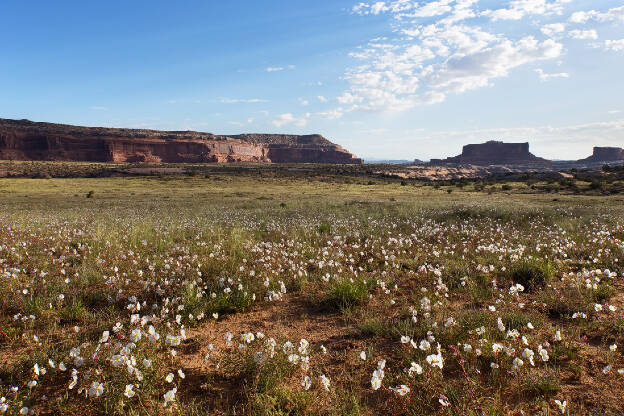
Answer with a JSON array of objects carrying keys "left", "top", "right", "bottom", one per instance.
[
  {"left": 509, "top": 259, "right": 554, "bottom": 292},
  {"left": 324, "top": 278, "right": 372, "bottom": 311},
  {"left": 318, "top": 222, "right": 332, "bottom": 235}
]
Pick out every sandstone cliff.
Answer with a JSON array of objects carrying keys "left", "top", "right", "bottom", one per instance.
[
  {"left": 430, "top": 140, "right": 550, "bottom": 166},
  {"left": 579, "top": 147, "right": 624, "bottom": 163},
  {"left": 0, "top": 118, "right": 362, "bottom": 164}
]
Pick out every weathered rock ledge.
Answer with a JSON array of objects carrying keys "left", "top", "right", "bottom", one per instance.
[
  {"left": 430, "top": 140, "right": 550, "bottom": 166},
  {"left": 579, "top": 147, "right": 624, "bottom": 163},
  {"left": 0, "top": 118, "right": 362, "bottom": 164}
]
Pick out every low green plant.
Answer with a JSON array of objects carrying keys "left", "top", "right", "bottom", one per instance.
[
  {"left": 508, "top": 259, "right": 554, "bottom": 292},
  {"left": 324, "top": 278, "right": 373, "bottom": 312}
]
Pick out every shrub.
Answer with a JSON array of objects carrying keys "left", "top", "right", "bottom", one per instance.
[
  {"left": 324, "top": 278, "right": 372, "bottom": 311},
  {"left": 318, "top": 222, "right": 332, "bottom": 235},
  {"left": 517, "top": 372, "right": 560, "bottom": 399},
  {"left": 509, "top": 259, "right": 554, "bottom": 292},
  {"left": 589, "top": 180, "right": 604, "bottom": 191}
]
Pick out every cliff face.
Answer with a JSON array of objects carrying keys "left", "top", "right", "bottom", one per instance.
[
  {"left": 430, "top": 141, "right": 550, "bottom": 165},
  {"left": 0, "top": 119, "right": 362, "bottom": 164},
  {"left": 579, "top": 147, "right": 624, "bottom": 162}
]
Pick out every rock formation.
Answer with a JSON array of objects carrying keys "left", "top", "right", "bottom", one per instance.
[
  {"left": 0, "top": 118, "right": 362, "bottom": 164},
  {"left": 429, "top": 140, "right": 550, "bottom": 166},
  {"left": 578, "top": 147, "right": 624, "bottom": 163}
]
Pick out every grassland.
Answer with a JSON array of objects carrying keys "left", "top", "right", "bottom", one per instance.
[{"left": 1, "top": 167, "right": 623, "bottom": 415}]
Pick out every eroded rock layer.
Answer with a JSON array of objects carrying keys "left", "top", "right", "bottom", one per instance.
[
  {"left": 0, "top": 118, "right": 362, "bottom": 164},
  {"left": 430, "top": 140, "right": 550, "bottom": 166},
  {"left": 580, "top": 147, "right": 624, "bottom": 162}
]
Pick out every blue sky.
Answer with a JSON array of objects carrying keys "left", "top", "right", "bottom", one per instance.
[{"left": 1, "top": 0, "right": 623, "bottom": 160}]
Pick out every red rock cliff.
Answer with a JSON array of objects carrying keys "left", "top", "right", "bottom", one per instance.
[
  {"left": 579, "top": 147, "right": 624, "bottom": 162},
  {"left": 0, "top": 119, "right": 363, "bottom": 164},
  {"left": 430, "top": 140, "right": 550, "bottom": 165}
]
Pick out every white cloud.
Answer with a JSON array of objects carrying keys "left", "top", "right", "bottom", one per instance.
[
  {"left": 229, "top": 121, "right": 244, "bottom": 126},
  {"left": 483, "top": 7, "right": 524, "bottom": 21},
  {"left": 569, "top": 29, "right": 598, "bottom": 40},
  {"left": 298, "top": 98, "right": 309, "bottom": 106},
  {"left": 405, "top": 0, "right": 453, "bottom": 18},
  {"left": 352, "top": 0, "right": 416, "bottom": 16},
  {"left": 316, "top": 109, "right": 344, "bottom": 120},
  {"left": 569, "top": 10, "right": 594, "bottom": 24},
  {"left": 271, "top": 113, "right": 308, "bottom": 127},
  {"left": 266, "top": 65, "right": 295, "bottom": 72},
  {"left": 608, "top": 110, "right": 621, "bottom": 114},
  {"left": 483, "top": 0, "right": 572, "bottom": 22},
  {"left": 317, "top": 95, "right": 328, "bottom": 103},
  {"left": 535, "top": 68, "right": 569, "bottom": 81},
  {"left": 342, "top": 1, "right": 567, "bottom": 113},
  {"left": 427, "top": 37, "right": 563, "bottom": 93},
  {"left": 605, "top": 39, "right": 624, "bottom": 51},
  {"left": 220, "top": 98, "right": 268, "bottom": 103},
  {"left": 337, "top": 92, "right": 363, "bottom": 105},
  {"left": 569, "top": 6, "right": 624, "bottom": 24},
  {"left": 90, "top": 106, "right": 108, "bottom": 111},
  {"left": 541, "top": 23, "right": 566, "bottom": 38},
  {"left": 599, "top": 5, "right": 624, "bottom": 22},
  {"left": 371, "top": 2, "right": 389, "bottom": 15}
]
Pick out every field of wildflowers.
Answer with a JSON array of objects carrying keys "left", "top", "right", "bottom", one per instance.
[{"left": 0, "top": 173, "right": 623, "bottom": 415}]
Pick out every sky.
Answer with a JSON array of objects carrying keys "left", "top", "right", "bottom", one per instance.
[{"left": 1, "top": 0, "right": 623, "bottom": 161}]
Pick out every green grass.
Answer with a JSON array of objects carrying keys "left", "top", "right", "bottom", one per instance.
[
  {"left": 1, "top": 167, "right": 623, "bottom": 416},
  {"left": 323, "top": 278, "right": 374, "bottom": 312}
]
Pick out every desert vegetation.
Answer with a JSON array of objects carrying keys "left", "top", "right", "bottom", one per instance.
[{"left": 0, "top": 170, "right": 623, "bottom": 415}]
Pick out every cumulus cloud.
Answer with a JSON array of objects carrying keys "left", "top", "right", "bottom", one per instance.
[
  {"left": 605, "top": 39, "right": 624, "bottom": 51},
  {"left": 266, "top": 65, "right": 295, "bottom": 72},
  {"left": 569, "top": 29, "right": 598, "bottom": 40},
  {"left": 405, "top": 0, "right": 453, "bottom": 18},
  {"left": 337, "top": 0, "right": 624, "bottom": 116},
  {"left": 569, "top": 6, "right": 624, "bottom": 24},
  {"left": 482, "top": 0, "right": 573, "bottom": 22},
  {"left": 426, "top": 37, "right": 563, "bottom": 93},
  {"left": 315, "top": 108, "right": 344, "bottom": 120},
  {"left": 569, "top": 10, "right": 594, "bottom": 24},
  {"left": 271, "top": 113, "right": 308, "bottom": 127},
  {"left": 352, "top": 0, "right": 414, "bottom": 16},
  {"left": 541, "top": 23, "right": 566, "bottom": 38},
  {"left": 336, "top": 92, "right": 363, "bottom": 105},
  {"left": 535, "top": 68, "right": 569, "bottom": 81},
  {"left": 317, "top": 95, "right": 328, "bottom": 103},
  {"left": 220, "top": 98, "right": 268, "bottom": 103},
  {"left": 340, "top": 1, "right": 567, "bottom": 113}
]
